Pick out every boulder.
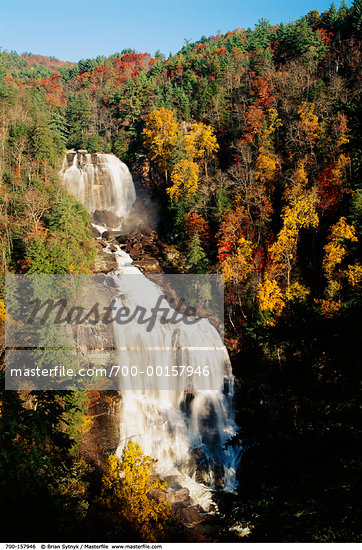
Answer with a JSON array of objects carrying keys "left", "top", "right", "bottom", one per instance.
[
  {"left": 115, "top": 233, "right": 132, "bottom": 243},
  {"left": 90, "top": 225, "right": 101, "bottom": 238},
  {"left": 169, "top": 487, "right": 190, "bottom": 505},
  {"left": 101, "top": 230, "right": 124, "bottom": 240},
  {"left": 163, "top": 476, "right": 183, "bottom": 490},
  {"left": 132, "top": 257, "right": 162, "bottom": 273},
  {"left": 92, "top": 243, "right": 118, "bottom": 273},
  {"left": 138, "top": 223, "right": 156, "bottom": 237},
  {"left": 178, "top": 507, "right": 203, "bottom": 528},
  {"left": 147, "top": 243, "right": 160, "bottom": 255},
  {"left": 162, "top": 487, "right": 191, "bottom": 510},
  {"left": 93, "top": 210, "right": 120, "bottom": 228},
  {"left": 126, "top": 247, "right": 142, "bottom": 259}
]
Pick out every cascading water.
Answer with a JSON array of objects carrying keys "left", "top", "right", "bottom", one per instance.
[
  {"left": 110, "top": 249, "right": 240, "bottom": 508},
  {"left": 60, "top": 152, "right": 240, "bottom": 509},
  {"left": 60, "top": 151, "right": 136, "bottom": 218}
]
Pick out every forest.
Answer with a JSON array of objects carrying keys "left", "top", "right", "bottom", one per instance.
[{"left": 0, "top": 0, "right": 361, "bottom": 542}]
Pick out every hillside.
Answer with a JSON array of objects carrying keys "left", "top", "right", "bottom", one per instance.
[{"left": 0, "top": 0, "right": 361, "bottom": 542}]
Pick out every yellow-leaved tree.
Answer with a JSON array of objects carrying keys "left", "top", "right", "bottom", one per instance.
[
  {"left": 323, "top": 217, "right": 357, "bottom": 280},
  {"left": 99, "top": 441, "right": 171, "bottom": 541},
  {"left": 322, "top": 217, "right": 359, "bottom": 304},
  {"left": 220, "top": 237, "right": 255, "bottom": 286},
  {"left": 167, "top": 159, "right": 199, "bottom": 202},
  {"left": 257, "top": 191, "right": 318, "bottom": 325},
  {"left": 184, "top": 122, "right": 219, "bottom": 175},
  {"left": 142, "top": 108, "right": 180, "bottom": 179},
  {"left": 254, "top": 108, "right": 282, "bottom": 187},
  {"left": 269, "top": 192, "right": 319, "bottom": 288},
  {"left": 298, "top": 101, "right": 321, "bottom": 152},
  {"left": 255, "top": 146, "right": 279, "bottom": 185},
  {"left": 257, "top": 277, "right": 285, "bottom": 324},
  {"left": 283, "top": 156, "right": 309, "bottom": 204},
  {"left": 346, "top": 263, "right": 362, "bottom": 288}
]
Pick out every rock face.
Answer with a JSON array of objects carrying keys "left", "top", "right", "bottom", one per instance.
[
  {"left": 106, "top": 223, "right": 167, "bottom": 274},
  {"left": 80, "top": 390, "right": 122, "bottom": 469},
  {"left": 93, "top": 209, "right": 120, "bottom": 228}
]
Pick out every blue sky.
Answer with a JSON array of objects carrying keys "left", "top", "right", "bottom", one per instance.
[{"left": 0, "top": 0, "right": 342, "bottom": 62}]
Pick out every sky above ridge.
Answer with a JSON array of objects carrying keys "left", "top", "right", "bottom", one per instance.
[{"left": 0, "top": 0, "right": 344, "bottom": 62}]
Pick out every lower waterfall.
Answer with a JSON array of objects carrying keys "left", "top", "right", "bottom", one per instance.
[
  {"left": 61, "top": 152, "right": 240, "bottom": 509},
  {"left": 109, "top": 244, "right": 240, "bottom": 508}
]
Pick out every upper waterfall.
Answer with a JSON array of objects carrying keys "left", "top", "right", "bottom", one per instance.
[{"left": 60, "top": 151, "right": 136, "bottom": 219}]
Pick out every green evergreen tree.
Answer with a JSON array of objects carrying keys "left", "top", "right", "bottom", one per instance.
[
  {"left": 351, "top": 0, "right": 362, "bottom": 33},
  {"left": 322, "top": 2, "right": 339, "bottom": 26},
  {"left": 338, "top": 0, "right": 349, "bottom": 16},
  {"left": 48, "top": 194, "right": 95, "bottom": 270},
  {"left": 66, "top": 91, "right": 92, "bottom": 149},
  {"left": 187, "top": 233, "right": 209, "bottom": 273}
]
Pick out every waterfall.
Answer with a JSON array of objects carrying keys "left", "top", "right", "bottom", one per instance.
[
  {"left": 60, "top": 152, "right": 240, "bottom": 509},
  {"left": 60, "top": 151, "right": 136, "bottom": 218},
  {"left": 111, "top": 248, "right": 240, "bottom": 507}
]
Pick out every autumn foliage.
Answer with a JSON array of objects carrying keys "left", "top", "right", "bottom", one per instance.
[{"left": 99, "top": 442, "right": 171, "bottom": 541}]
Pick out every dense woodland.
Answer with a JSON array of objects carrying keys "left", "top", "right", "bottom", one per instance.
[{"left": 0, "top": 0, "right": 361, "bottom": 542}]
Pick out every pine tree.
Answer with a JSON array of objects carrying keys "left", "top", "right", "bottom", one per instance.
[
  {"left": 66, "top": 91, "right": 92, "bottom": 149},
  {"left": 322, "top": 2, "right": 339, "bottom": 26},
  {"left": 187, "top": 233, "right": 209, "bottom": 273}
]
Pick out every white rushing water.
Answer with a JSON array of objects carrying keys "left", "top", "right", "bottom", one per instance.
[
  {"left": 61, "top": 152, "right": 240, "bottom": 509},
  {"left": 60, "top": 152, "right": 136, "bottom": 218}
]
